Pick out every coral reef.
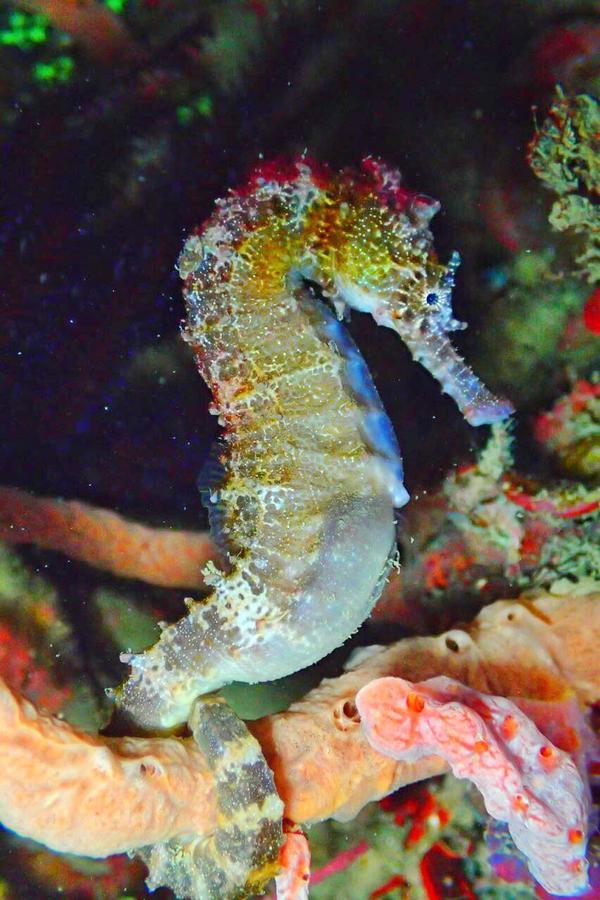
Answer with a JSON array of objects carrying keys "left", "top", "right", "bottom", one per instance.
[
  {"left": 372, "top": 421, "right": 600, "bottom": 628},
  {"left": 473, "top": 85, "right": 599, "bottom": 412},
  {"left": 0, "top": 393, "right": 597, "bottom": 897},
  {"left": 0, "top": 541, "right": 101, "bottom": 728},
  {"left": 306, "top": 776, "right": 482, "bottom": 900},
  {"left": 2, "top": 0, "right": 599, "bottom": 896},
  {"left": 0, "top": 416, "right": 598, "bottom": 896},
  {"left": 474, "top": 251, "right": 598, "bottom": 408}
]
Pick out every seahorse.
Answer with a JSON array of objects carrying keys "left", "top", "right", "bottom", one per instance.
[{"left": 115, "top": 157, "right": 512, "bottom": 898}]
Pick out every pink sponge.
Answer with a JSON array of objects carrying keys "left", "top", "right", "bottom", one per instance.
[{"left": 356, "top": 675, "right": 590, "bottom": 896}]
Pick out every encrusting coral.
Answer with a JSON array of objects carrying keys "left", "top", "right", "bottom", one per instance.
[
  {"left": 371, "top": 421, "right": 600, "bottom": 630},
  {"left": 0, "top": 585, "right": 597, "bottom": 897}
]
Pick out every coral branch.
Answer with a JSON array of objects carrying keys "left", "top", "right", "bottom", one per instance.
[
  {"left": 0, "top": 487, "right": 217, "bottom": 588},
  {"left": 309, "top": 840, "right": 369, "bottom": 885},
  {"left": 356, "top": 675, "right": 590, "bottom": 896}
]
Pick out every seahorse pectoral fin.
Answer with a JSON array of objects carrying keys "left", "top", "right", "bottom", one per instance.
[
  {"left": 394, "top": 321, "right": 514, "bottom": 426},
  {"left": 139, "top": 694, "right": 284, "bottom": 900}
]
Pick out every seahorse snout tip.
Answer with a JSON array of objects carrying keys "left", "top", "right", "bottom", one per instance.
[{"left": 464, "top": 398, "right": 514, "bottom": 427}]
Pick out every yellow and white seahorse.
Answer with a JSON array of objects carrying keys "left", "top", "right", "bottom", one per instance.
[{"left": 115, "top": 157, "right": 512, "bottom": 898}]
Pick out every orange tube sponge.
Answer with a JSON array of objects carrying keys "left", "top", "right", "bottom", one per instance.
[
  {"left": 0, "top": 486, "right": 217, "bottom": 589},
  {"left": 356, "top": 675, "right": 591, "bottom": 896},
  {"left": 0, "top": 675, "right": 216, "bottom": 857}
]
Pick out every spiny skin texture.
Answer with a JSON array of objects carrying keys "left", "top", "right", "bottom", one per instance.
[
  {"left": 116, "top": 157, "right": 511, "bottom": 739},
  {"left": 356, "top": 676, "right": 591, "bottom": 896}
]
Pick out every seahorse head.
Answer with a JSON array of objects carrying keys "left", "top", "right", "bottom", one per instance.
[
  {"left": 306, "top": 157, "right": 462, "bottom": 335},
  {"left": 182, "top": 156, "right": 512, "bottom": 425},
  {"left": 302, "top": 157, "right": 512, "bottom": 425}
]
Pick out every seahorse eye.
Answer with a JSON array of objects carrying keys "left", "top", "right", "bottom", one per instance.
[{"left": 425, "top": 292, "right": 439, "bottom": 306}]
